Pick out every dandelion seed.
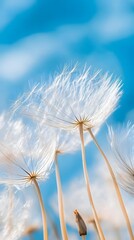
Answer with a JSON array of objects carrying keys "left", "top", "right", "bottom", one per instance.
[
  {"left": 13, "top": 66, "right": 121, "bottom": 136},
  {"left": 0, "top": 119, "right": 55, "bottom": 240},
  {"left": 109, "top": 122, "right": 134, "bottom": 196},
  {"left": 0, "top": 187, "right": 30, "bottom": 240},
  {"left": 20, "top": 187, "right": 42, "bottom": 239}
]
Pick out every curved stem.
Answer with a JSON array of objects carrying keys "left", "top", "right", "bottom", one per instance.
[
  {"left": 33, "top": 179, "right": 48, "bottom": 240},
  {"left": 55, "top": 153, "right": 68, "bottom": 240},
  {"left": 88, "top": 128, "right": 134, "bottom": 240},
  {"left": 79, "top": 124, "right": 105, "bottom": 240}
]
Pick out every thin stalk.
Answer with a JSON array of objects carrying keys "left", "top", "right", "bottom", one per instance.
[
  {"left": 33, "top": 178, "right": 48, "bottom": 240},
  {"left": 82, "top": 236, "right": 86, "bottom": 240},
  {"left": 92, "top": 220, "right": 100, "bottom": 240},
  {"left": 88, "top": 128, "right": 134, "bottom": 240},
  {"left": 79, "top": 124, "right": 105, "bottom": 240},
  {"left": 55, "top": 153, "right": 68, "bottom": 240}
]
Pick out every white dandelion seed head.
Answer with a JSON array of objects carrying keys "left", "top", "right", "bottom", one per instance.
[
  {"left": 0, "top": 113, "right": 28, "bottom": 152},
  {"left": 0, "top": 120, "right": 55, "bottom": 187},
  {"left": 19, "top": 66, "right": 122, "bottom": 134},
  {"left": 0, "top": 187, "right": 30, "bottom": 240},
  {"left": 36, "top": 124, "right": 91, "bottom": 155},
  {"left": 108, "top": 122, "right": 134, "bottom": 196},
  {"left": 19, "top": 187, "right": 42, "bottom": 237}
]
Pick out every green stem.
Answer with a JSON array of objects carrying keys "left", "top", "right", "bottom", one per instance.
[
  {"left": 79, "top": 124, "right": 105, "bottom": 240},
  {"left": 55, "top": 153, "right": 68, "bottom": 240},
  {"left": 88, "top": 128, "right": 134, "bottom": 240},
  {"left": 33, "top": 179, "right": 48, "bottom": 240}
]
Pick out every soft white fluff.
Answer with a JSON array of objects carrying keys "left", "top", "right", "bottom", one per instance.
[{"left": 109, "top": 122, "right": 134, "bottom": 196}]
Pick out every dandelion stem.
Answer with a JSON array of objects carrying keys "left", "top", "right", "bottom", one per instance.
[
  {"left": 33, "top": 178, "right": 48, "bottom": 240},
  {"left": 88, "top": 128, "right": 134, "bottom": 240},
  {"left": 55, "top": 153, "right": 68, "bottom": 240},
  {"left": 79, "top": 124, "right": 105, "bottom": 240},
  {"left": 93, "top": 221, "right": 100, "bottom": 240},
  {"left": 89, "top": 219, "right": 100, "bottom": 239},
  {"left": 82, "top": 236, "right": 86, "bottom": 240}
]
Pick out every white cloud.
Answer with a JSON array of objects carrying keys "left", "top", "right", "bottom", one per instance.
[
  {"left": 89, "top": 0, "right": 134, "bottom": 42},
  {"left": 0, "top": 0, "right": 134, "bottom": 82},
  {"left": 125, "top": 109, "right": 134, "bottom": 122},
  {"left": 0, "top": 23, "right": 89, "bottom": 81},
  {"left": 0, "top": 32, "right": 68, "bottom": 81},
  {"left": 0, "top": 0, "right": 35, "bottom": 29},
  {"left": 0, "top": 23, "right": 123, "bottom": 82}
]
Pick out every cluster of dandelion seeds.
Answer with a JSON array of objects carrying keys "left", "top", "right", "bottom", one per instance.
[{"left": 0, "top": 65, "right": 133, "bottom": 240}]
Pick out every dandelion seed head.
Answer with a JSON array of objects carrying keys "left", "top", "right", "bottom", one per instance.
[
  {"left": 20, "top": 187, "right": 42, "bottom": 237},
  {"left": 0, "top": 116, "right": 55, "bottom": 188},
  {"left": 108, "top": 122, "right": 134, "bottom": 196},
  {"left": 0, "top": 187, "right": 30, "bottom": 240},
  {"left": 0, "top": 113, "right": 27, "bottom": 152},
  {"left": 19, "top": 66, "right": 122, "bottom": 135},
  {"left": 37, "top": 124, "right": 90, "bottom": 155}
]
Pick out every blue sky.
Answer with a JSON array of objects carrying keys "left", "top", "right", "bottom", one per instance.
[{"left": 0, "top": 0, "right": 134, "bottom": 239}]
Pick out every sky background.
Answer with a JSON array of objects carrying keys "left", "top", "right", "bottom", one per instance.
[{"left": 0, "top": 0, "right": 134, "bottom": 239}]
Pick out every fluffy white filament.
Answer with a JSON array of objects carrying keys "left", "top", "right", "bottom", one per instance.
[
  {"left": 109, "top": 122, "right": 134, "bottom": 196},
  {"left": 14, "top": 66, "right": 122, "bottom": 134},
  {"left": 0, "top": 116, "right": 55, "bottom": 187}
]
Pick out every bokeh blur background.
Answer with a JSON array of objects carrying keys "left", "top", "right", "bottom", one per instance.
[{"left": 0, "top": 0, "right": 134, "bottom": 239}]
